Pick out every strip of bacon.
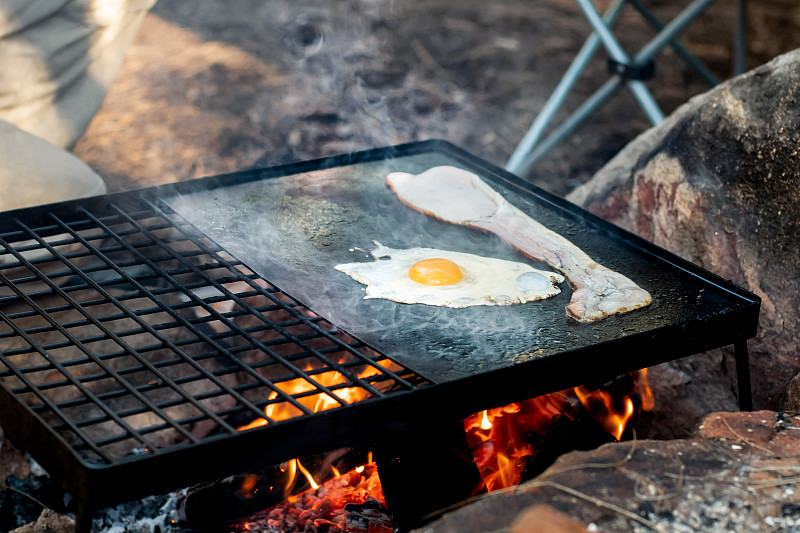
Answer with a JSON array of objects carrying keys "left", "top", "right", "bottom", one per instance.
[{"left": 385, "top": 166, "right": 651, "bottom": 322}]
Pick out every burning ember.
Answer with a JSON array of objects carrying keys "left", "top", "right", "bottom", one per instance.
[
  {"left": 225, "top": 369, "right": 653, "bottom": 531},
  {"left": 231, "top": 462, "right": 390, "bottom": 533}
]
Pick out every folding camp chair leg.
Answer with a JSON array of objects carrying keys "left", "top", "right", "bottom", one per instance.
[
  {"left": 506, "top": 0, "right": 738, "bottom": 178},
  {"left": 573, "top": 0, "right": 630, "bottom": 63},
  {"left": 505, "top": 0, "right": 626, "bottom": 174},
  {"left": 512, "top": 77, "right": 624, "bottom": 175},
  {"left": 633, "top": 0, "right": 718, "bottom": 64},
  {"left": 627, "top": 79, "right": 665, "bottom": 125},
  {"left": 627, "top": 0, "right": 719, "bottom": 85},
  {"left": 508, "top": 0, "right": 667, "bottom": 176}
]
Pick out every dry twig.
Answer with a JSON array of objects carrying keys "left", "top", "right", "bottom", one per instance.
[
  {"left": 5, "top": 485, "right": 52, "bottom": 513},
  {"left": 720, "top": 417, "right": 781, "bottom": 457},
  {"left": 522, "top": 432, "right": 638, "bottom": 482},
  {"left": 411, "top": 39, "right": 454, "bottom": 81},
  {"left": 746, "top": 474, "right": 800, "bottom": 490},
  {"left": 530, "top": 480, "right": 664, "bottom": 532}
]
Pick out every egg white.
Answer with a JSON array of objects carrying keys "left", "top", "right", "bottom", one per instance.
[{"left": 334, "top": 243, "right": 564, "bottom": 308}]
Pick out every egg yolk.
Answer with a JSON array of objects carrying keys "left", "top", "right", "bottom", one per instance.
[{"left": 408, "top": 258, "right": 463, "bottom": 286}]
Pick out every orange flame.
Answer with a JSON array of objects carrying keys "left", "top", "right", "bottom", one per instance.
[
  {"left": 238, "top": 359, "right": 402, "bottom": 430},
  {"left": 295, "top": 459, "right": 319, "bottom": 490},
  {"left": 573, "top": 386, "right": 634, "bottom": 441},
  {"left": 236, "top": 347, "right": 653, "bottom": 507},
  {"left": 235, "top": 360, "right": 399, "bottom": 504},
  {"left": 480, "top": 410, "right": 492, "bottom": 430},
  {"left": 636, "top": 368, "right": 655, "bottom": 411},
  {"left": 235, "top": 473, "right": 261, "bottom": 500},
  {"left": 464, "top": 368, "right": 653, "bottom": 492}
]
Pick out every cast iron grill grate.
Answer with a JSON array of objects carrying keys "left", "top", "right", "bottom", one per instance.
[{"left": 0, "top": 197, "right": 427, "bottom": 466}]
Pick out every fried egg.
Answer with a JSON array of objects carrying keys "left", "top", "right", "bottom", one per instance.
[{"left": 334, "top": 243, "right": 564, "bottom": 308}]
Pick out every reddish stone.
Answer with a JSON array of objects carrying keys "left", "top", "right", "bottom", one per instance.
[
  {"left": 0, "top": 430, "right": 30, "bottom": 487},
  {"left": 695, "top": 410, "right": 778, "bottom": 442},
  {"left": 9, "top": 510, "right": 74, "bottom": 533},
  {"left": 511, "top": 505, "right": 590, "bottom": 533}
]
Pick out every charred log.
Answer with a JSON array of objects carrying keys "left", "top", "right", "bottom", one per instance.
[
  {"left": 183, "top": 472, "right": 287, "bottom": 529},
  {"left": 518, "top": 414, "right": 615, "bottom": 482},
  {"left": 344, "top": 499, "right": 393, "bottom": 533},
  {"left": 376, "top": 421, "right": 483, "bottom": 532}
]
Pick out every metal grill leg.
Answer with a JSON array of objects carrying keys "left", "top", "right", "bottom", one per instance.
[
  {"left": 504, "top": 0, "right": 626, "bottom": 175},
  {"left": 376, "top": 422, "right": 482, "bottom": 532},
  {"left": 735, "top": 339, "right": 753, "bottom": 411},
  {"left": 74, "top": 506, "right": 94, "bottom": 533},
  {"left": 734, "top": 0, "right": 747, "bottom": 75}
]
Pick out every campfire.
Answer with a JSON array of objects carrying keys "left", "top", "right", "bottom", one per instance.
[
  {"left": 221, "top": 368, "right": 654, "bottom": 532},
  {"left": 0, "top": 141, "right": 757, "bottom": 533}
]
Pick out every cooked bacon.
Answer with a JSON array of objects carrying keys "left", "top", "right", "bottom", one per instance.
[{"left": 385, "top": 166, "right": 652, "bottom": 322}]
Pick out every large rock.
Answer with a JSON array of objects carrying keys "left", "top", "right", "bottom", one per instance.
[{"left": 565, "top": 49, "right": 800, "bottom": 435}]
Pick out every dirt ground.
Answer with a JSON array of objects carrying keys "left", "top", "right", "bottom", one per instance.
[{"left": 73, "top": 0, "right": 800, "bottom": 198}]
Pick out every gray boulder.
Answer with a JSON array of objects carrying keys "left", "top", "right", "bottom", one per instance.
[{"left": 566, "top": 49, "right": 800, "bottom": 437}]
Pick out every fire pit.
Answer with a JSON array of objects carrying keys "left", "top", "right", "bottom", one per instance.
[{"left": 0, "top": 140, "right": 759, "bottom": 532}]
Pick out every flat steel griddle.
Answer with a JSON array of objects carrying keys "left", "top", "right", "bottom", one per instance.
[
  {"left": 166, "top": 141, "right": 759, "bottom": 384},
  {"left": 0, "top": 140, "right": 759, "bottom": 530}
]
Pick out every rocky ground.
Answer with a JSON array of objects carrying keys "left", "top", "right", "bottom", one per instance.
[{"left": 72, "top": 0, "right": 800, "bottom": 197}]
